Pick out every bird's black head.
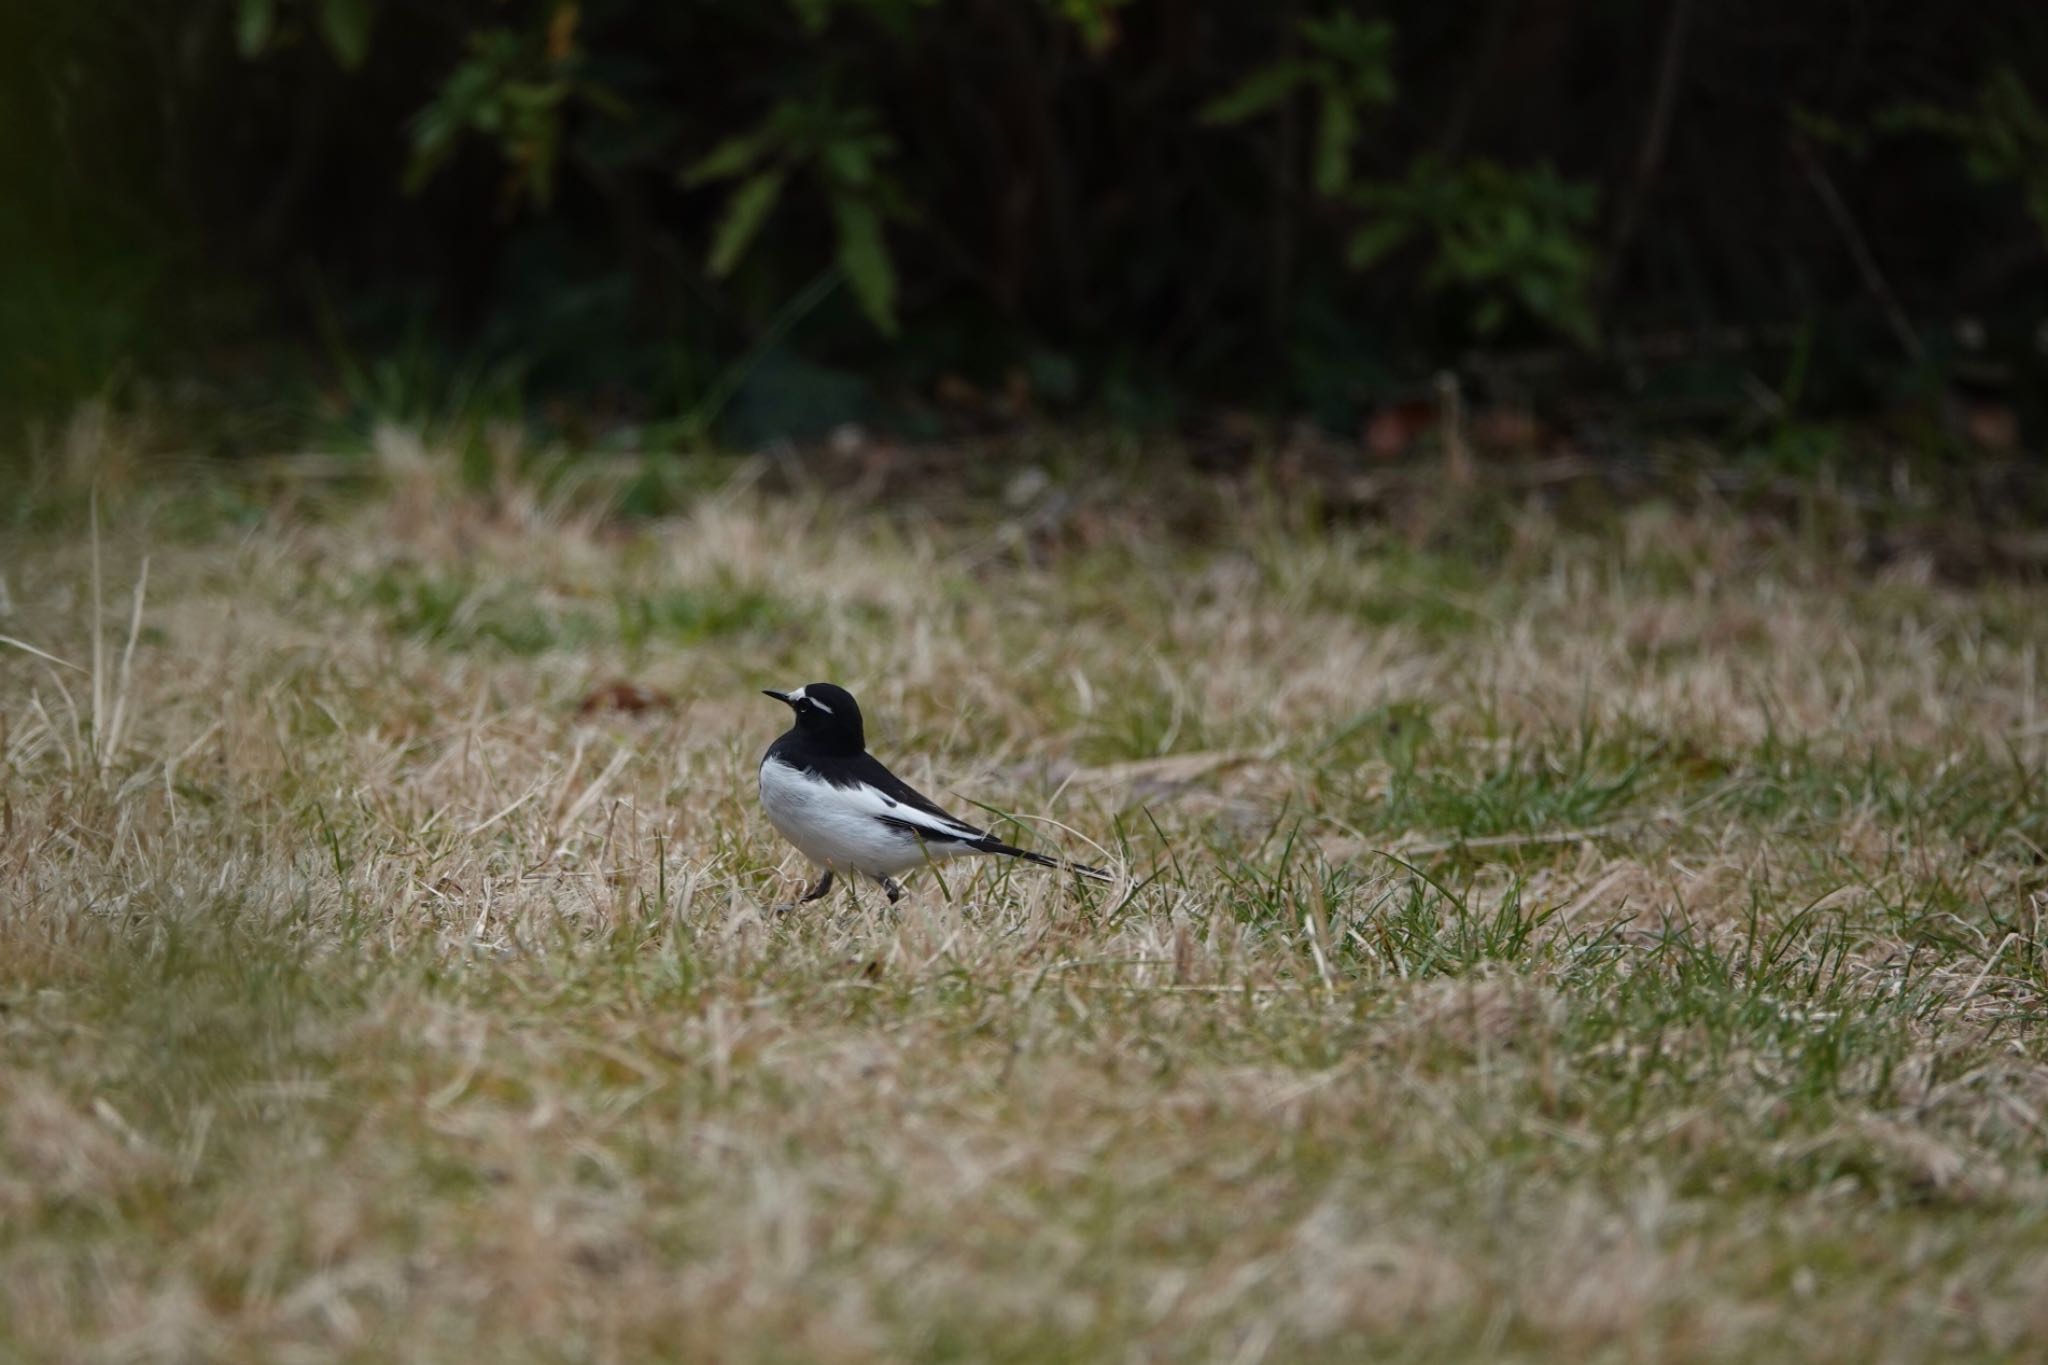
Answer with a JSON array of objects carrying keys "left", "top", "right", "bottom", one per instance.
[{"left": 762, "top": 682, "right": 866, "bottom": 753}]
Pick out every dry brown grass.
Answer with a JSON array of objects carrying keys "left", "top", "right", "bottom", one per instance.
[{"left": 3, "top": 439, "right": 2046, "bottom": 1362}]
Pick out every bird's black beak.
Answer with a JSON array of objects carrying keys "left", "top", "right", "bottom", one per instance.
[{"left": 762, "top": 689, "right": 793, "bottom": 706}]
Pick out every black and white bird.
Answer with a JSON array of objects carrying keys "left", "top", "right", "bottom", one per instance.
[{"left": 759, "top": 682, "right": 1110, "bottom": 904}]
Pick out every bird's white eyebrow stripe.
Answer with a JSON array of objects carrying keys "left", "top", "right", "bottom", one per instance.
[{"left": 786, "top": 684, "right": 834, "bottom": 714}]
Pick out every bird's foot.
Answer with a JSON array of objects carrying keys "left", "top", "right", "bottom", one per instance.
[{"left": 769, "top": 871, "right": 836, "bottom": 917}]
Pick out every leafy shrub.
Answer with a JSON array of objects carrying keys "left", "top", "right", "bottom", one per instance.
[
  {"left": 1882, "top": 67, "right": 2048, "bottom": 241},
  {"left": 6, "top": 0, "right": 2046, "bottom": 433}
]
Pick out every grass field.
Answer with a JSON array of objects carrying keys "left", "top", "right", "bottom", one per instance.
[{"left": 4, "top": 434, "right": 2047, "bottom": 1362}]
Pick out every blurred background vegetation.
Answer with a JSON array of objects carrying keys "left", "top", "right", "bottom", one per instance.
[{"left": 4, "top": 0, "right": 2046, "bottom": 461}]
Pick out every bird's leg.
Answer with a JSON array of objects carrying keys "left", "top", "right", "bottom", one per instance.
[
  {"left": 878, "top": 876, "right": 903, "bottom": 905},
  {"left": 799, "top": 870, "right": 835, "bottom": 903}
]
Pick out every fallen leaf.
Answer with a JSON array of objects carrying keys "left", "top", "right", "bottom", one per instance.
[{"left": 577, "top": 681, "right": 675, "bottom": 717}]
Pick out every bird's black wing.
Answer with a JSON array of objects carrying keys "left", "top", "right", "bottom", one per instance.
[
  {"left": 832, "top": 750, "right": 1112, "bottom": 881},
  {"left": 832, "top": 751, "right": 991, "bottom": 842}
]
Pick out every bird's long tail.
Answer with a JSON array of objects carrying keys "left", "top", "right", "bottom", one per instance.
[{"left": 980, "top": 839, "right": 1114, "bottom": 883}]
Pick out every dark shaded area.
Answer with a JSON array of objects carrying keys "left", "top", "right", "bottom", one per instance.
[{"left": 4, "top": 0, "right": 2046, "bottom": 452}]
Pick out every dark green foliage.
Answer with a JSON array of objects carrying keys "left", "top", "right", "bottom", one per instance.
[
  {"left": 6, "top": 1, "right": 2048, "bottom": 435},
  {"left": 1882, "top": 67, "right": 2048, "bottom": 239},
  {"left": 1349, "top": 158, "right": 1600, "bottom": 343},
  {"left": 1202, "top": 12, "right": 1396, "bottom": 195}
]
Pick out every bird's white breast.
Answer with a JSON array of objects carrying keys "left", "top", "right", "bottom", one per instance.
[{"left": 759, "top": 757, "right": 966, "bottom": 877}]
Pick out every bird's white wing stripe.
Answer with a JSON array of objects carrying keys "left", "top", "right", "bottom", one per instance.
[
  {"left": 760, "top": 758, "right": 988, "bottom": 877},
  {"left": 840, "top": 781, "right": 981, "bottom": 840}
]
